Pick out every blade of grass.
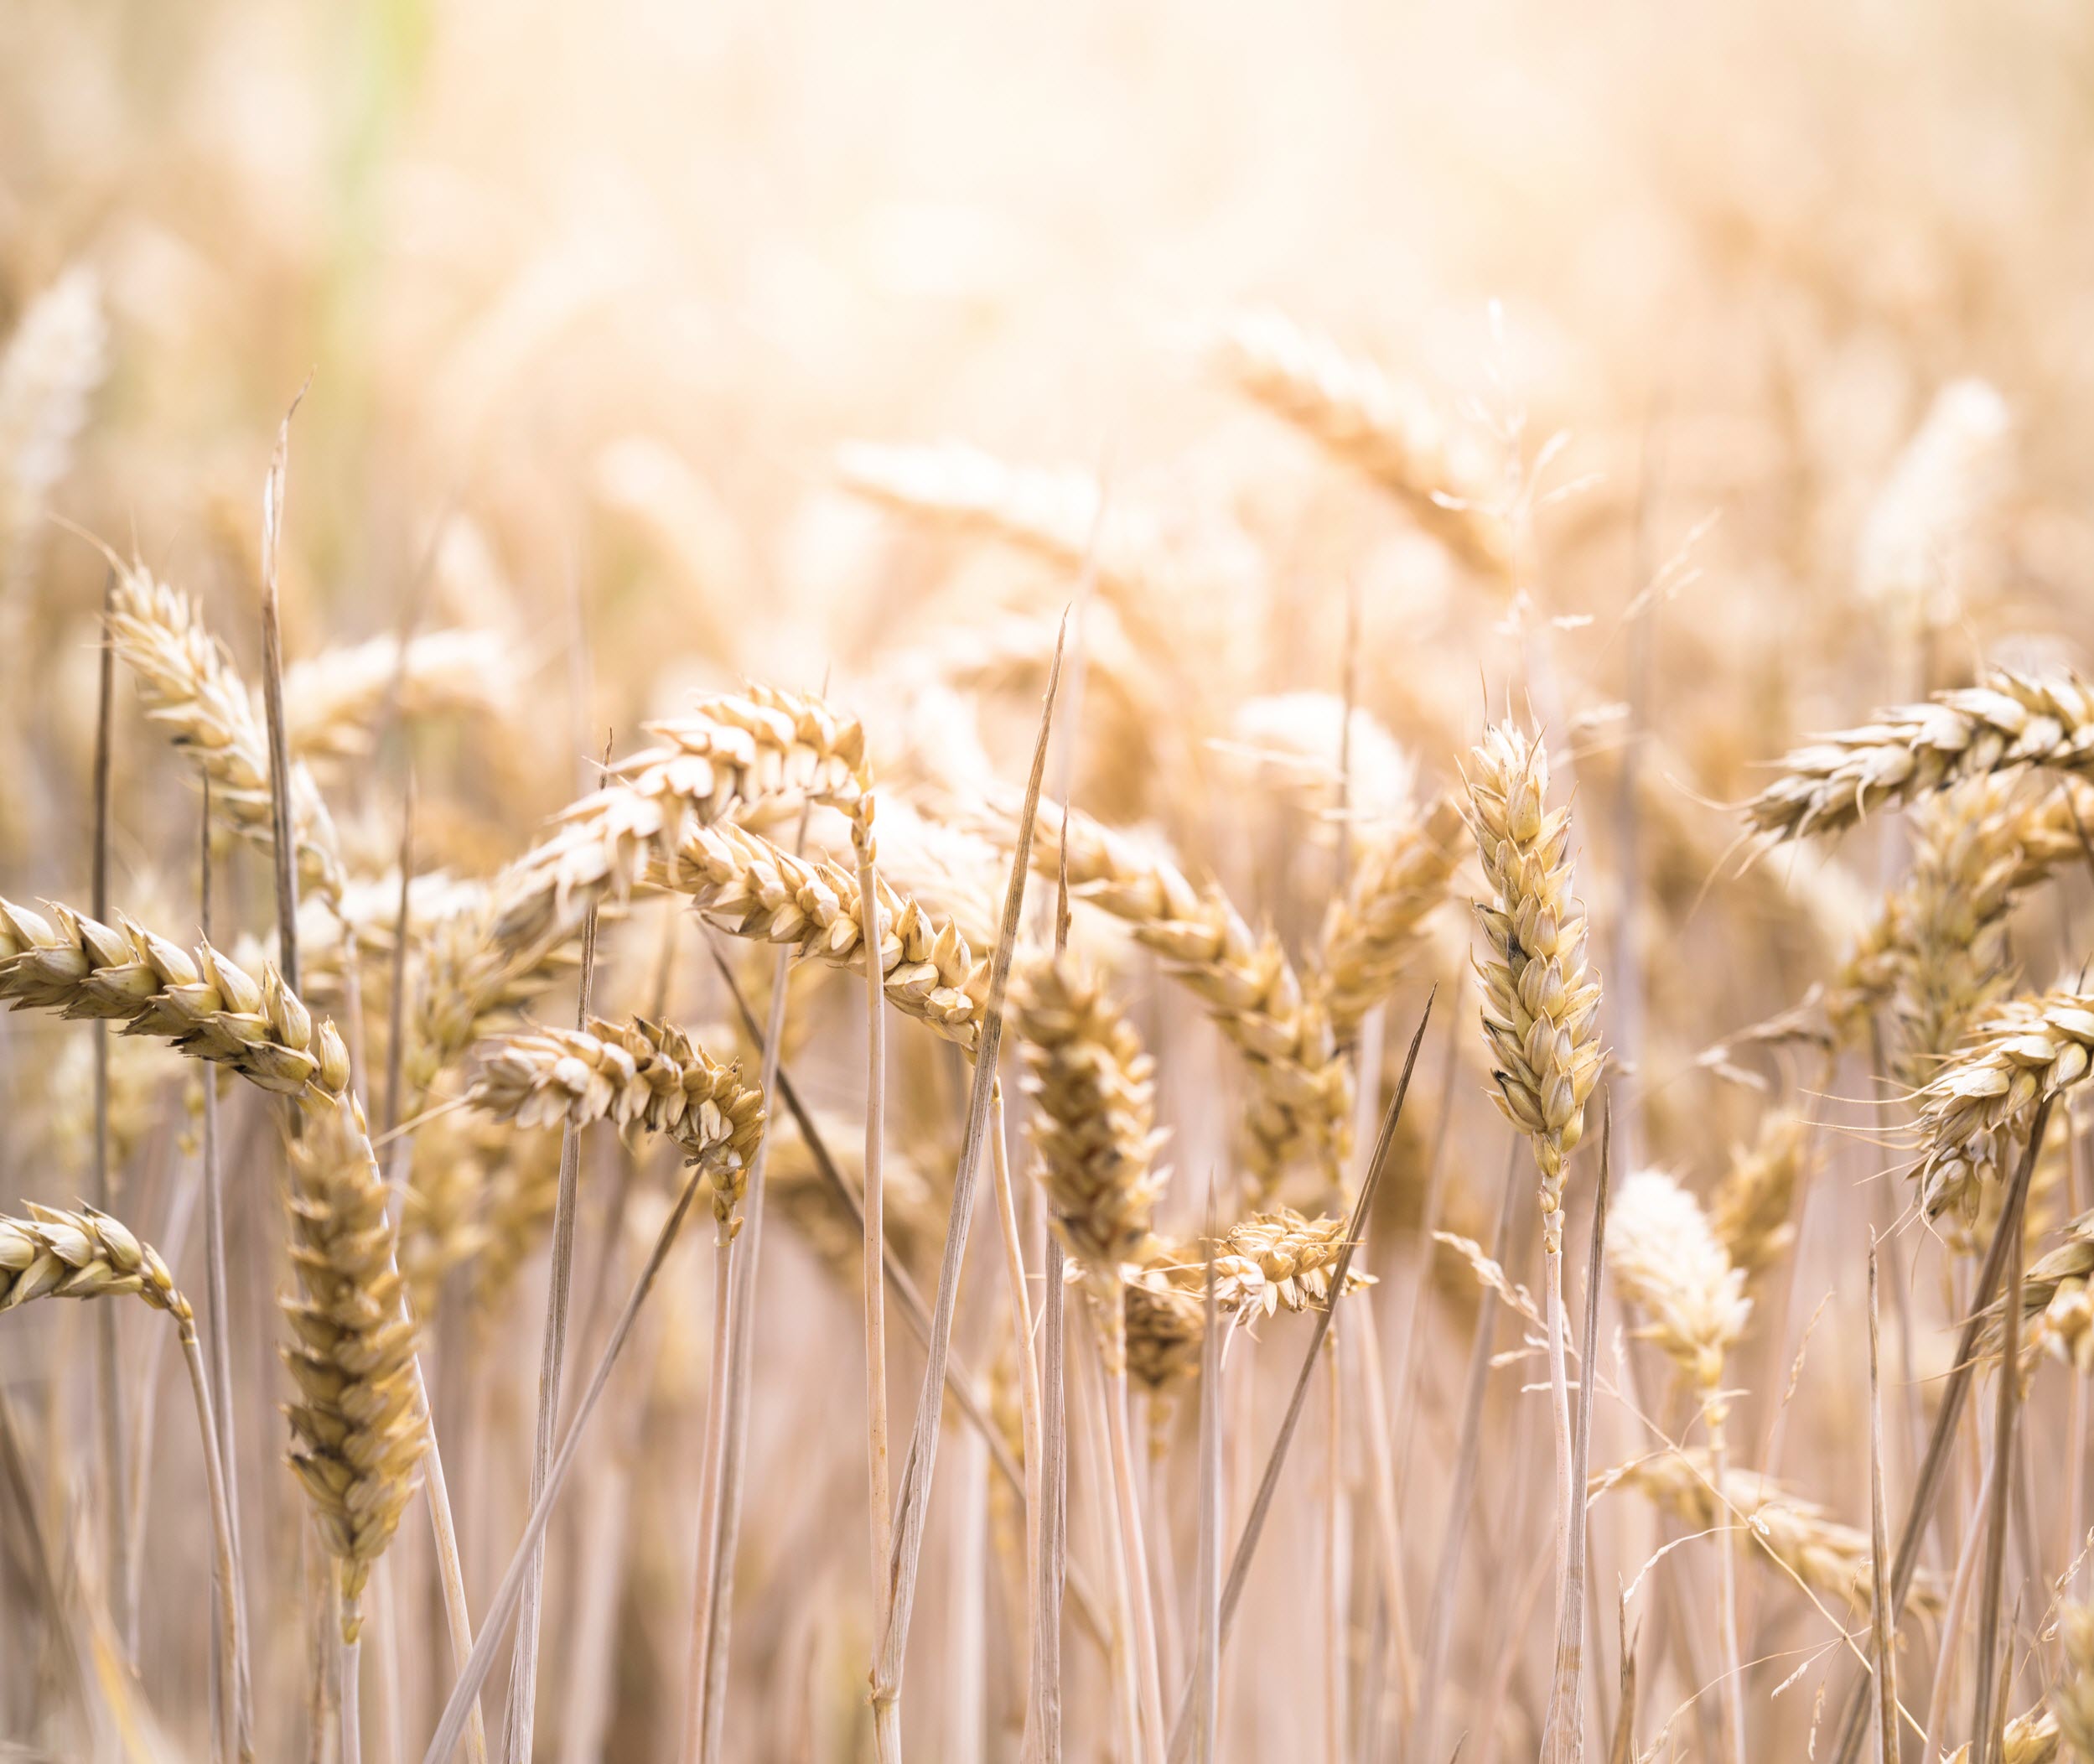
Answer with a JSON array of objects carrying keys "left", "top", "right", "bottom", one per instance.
[
  {"left": 869, "top": 614, "right": 1066, "bottom": 1741},
  {"left": 1544, "top": 1092, "right": 1612, "bottom": 1764},
  {"left": 91, "top": 563, "right": 130, "bottom": 1658},
  {"left": 1411, "top": 1137, "right": 1525, "bottom": 1764},
  {"left": 1828, "top": 1097, "right": 2054, "bottom": 1764},
  {"left": 1868, "top": 1243, "right": 1896, "bottom": 1764},
  {"left": 1970, "top": 1175, "right": 2026, "bottom": 1764},
  {"left": 1164, "top": 992, "right": 1436, "bottom": 1761},
  {"left": 421, "top": 1157, "right": 713, "bottom": 1764}
]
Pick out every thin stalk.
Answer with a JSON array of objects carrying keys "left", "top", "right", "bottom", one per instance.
[
  {"left": 1971, "top": 1179, "right": 2025, "bottom": 1764},
  {"left": 414, "top": 1368, "right": 486, "bottom": 1764},
  {"left": 1540, "top": 1240, "right": 1573, "bottom": 1737},
  {"left": 422, "top": 1160, "right": 713, "bottom": 1764},
  {"left": 1351, "top": 1293, "right": 1418, "bottom": 1722},
  {"left": 871, "top": 618, "right": 1066, "bottom": 1741},
  {"left": 376, "top": 1564, "right": 404, "bottom": 1764},
  {"left": 704, "top": 949, "right": 1113, "bottom": 1648},
  {"left": 858, "top": 809, "right": 899, "bottom": 1764},
  {"left": 501, "top": 897, "right": 602, "bottom": 1763},
  {"left": 697, "top": 937, "right": 796, "bottom": 1764},
  {"left": 183, "top": 1327, "right": 249, "bottom": 1763},
  {"left": 1034, "top": 1227, "right": 1068, "bottom": 1761},
  {"left": 1164, "top": 995, "right": 1435, "bottom": 1761},
  {"left": 1868, "top": 1247, "right": 1897, "bottom": 1764},
  {"left": 1323, "top": 1330, "right": 1345, "bottom": 1764},
  {"left": 987, "top": 1080, "right": 1044, "bottom": 1728},
  {"left": 1923, "top": 1463, "right": 1999, "bottom": 1761},
  {"left": 343, "top": 1639, "right": 362, "bottom": 1764},
  {"left": 1545, "top": 1097, "right": 1612, "bottom": 1764},
  {"left": 91, "top": 564, "right": 130, "bottom": 1655},
  {"left": 677, "top": 1235, "right": 735, "bottom": 1762},
  {"left": 1096, "top": 1295, "right": 1166, "bottom": 1764},
  {"left": 1708, "top": 1408, "right": 1745, "bottom": 1764},
  {"left": 196, "top": 783, "right": 251, "bottom": 1752},
  {"left": 1191, "top": 1203, "right": 1221, "bottom": 1764},
  {"left": 1828, "top": 1097, "right": 2054, "bottom": 1764},
  {"left": 1411, "top": 1139, "right": 1525, "bottom": 1763}
]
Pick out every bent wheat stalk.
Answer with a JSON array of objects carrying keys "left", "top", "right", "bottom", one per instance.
[{"left": 0, "top": 1205, "right": 248, "bottom": 1762}]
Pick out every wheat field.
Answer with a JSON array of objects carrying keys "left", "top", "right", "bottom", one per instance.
[{"left": 3, "top": 1, "right": 2094, "bottom": 1760}]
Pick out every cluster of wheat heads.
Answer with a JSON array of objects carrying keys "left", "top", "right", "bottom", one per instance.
[{"left": 8, "top": 124, "right": 2094, "bottom": 1764}]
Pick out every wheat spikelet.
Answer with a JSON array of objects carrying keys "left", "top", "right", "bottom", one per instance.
[
  {"left": 1709, "top": 1113, "right": 1809, "bottom": 1279},
  {"left": 1745, "top": 672, "right": 2094, "bottom": 843},
  {"left": 402, "top": 887, "right": 584, "bottom": 1099},
  {"left": 0, "top": 895, "right": 350, "bottom": 1097},
  {"left": 1590, "top": 1449, "right": 1939, "bottom": 1616},
  {"left": 469, "top": 1014, "right": 765, "bottom": 1228},
  {"left": 490, "top": 684, "right": 870, "bottom": 961},
  {"left": 1123, "top": 1263, "right": 1205, "bottom": 1393},
  {"left": 1311, "top": 793, "right": 1464, "bottom": 1042},
  {"left": 106, "top": 563, "right": 346, "bottom": 903},
  {"left": 1980, "top": 1207, "right": 2094, "bottom": 1374},
  {"left": 1464, "top": 721, "right": 1604, "bottom": 1251},
  {"left": 655, "top": 818, "right": 987, "bottom": 1050},
  {"left": 2053, "top": 1602, "right": 2094, "bottom": 1758},
  {"left": 282, "top": 1091, "right": 424, "bottom": 1643},
  {"left": 1608, "top": 1169, "right": 1751, "bottom": 1399},
  {"left": 1913, "top": 988, "right": 2094, "bottom": 1219},
  {"left": 1206, "top": 308, "right": 1511, "bottom": 575},
  {"left": 1208, "top": 1208, "right": 1358, "bottom": 1316},
  {"left": 0, "top": 264, "right": 105, "bottom": 591},
  {"left": 1937, "top": 1709, "right": 2061, "bottom": 1764},
  {"left": 0, "top": 1202, "right": 190, "bottom": 1320},
  {"left": 1013, "top": 954, "right": 1167, "bottom": 1299},
  {"left": 283, "top": 628, "right": 513, "bottom": 763},
  {"left": 1856, "top": 378, "right": 2012, "bottom": 634},
  {"left": 399, "top": 1106, "right": 502, "bottom": 1320},
  {"left": 468, "top": 1129, "right": 566, "bottom": 1321},
  {"left": 1020, "top": 796, "right": 1349, "bottom": 1195}
]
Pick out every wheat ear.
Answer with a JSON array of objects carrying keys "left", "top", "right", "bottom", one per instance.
[
  {"left": 106, "top": 562, "right": 345, "bottom": 903},
  {"left": 1746, "top": 672, "right": 2094, "bottom": 842},
  {"left": 1019, "top": 796, "right": 1349, "bottom": 1195},
  {"left": 0, "top": 1204, "right": 248, "bottom": 1761},
  {"left": 1206, "top": 308, "right": 1512, "bottom": 576},
  {"left": 1607, "top": 1170, "right": 1752, "bottom": 1764},
  {"left": 489, "top": 685, "right": 869, "bottom": 958},
  {"left": 1309, "top": 793, "right": 1464, "bottom": 1045}
]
